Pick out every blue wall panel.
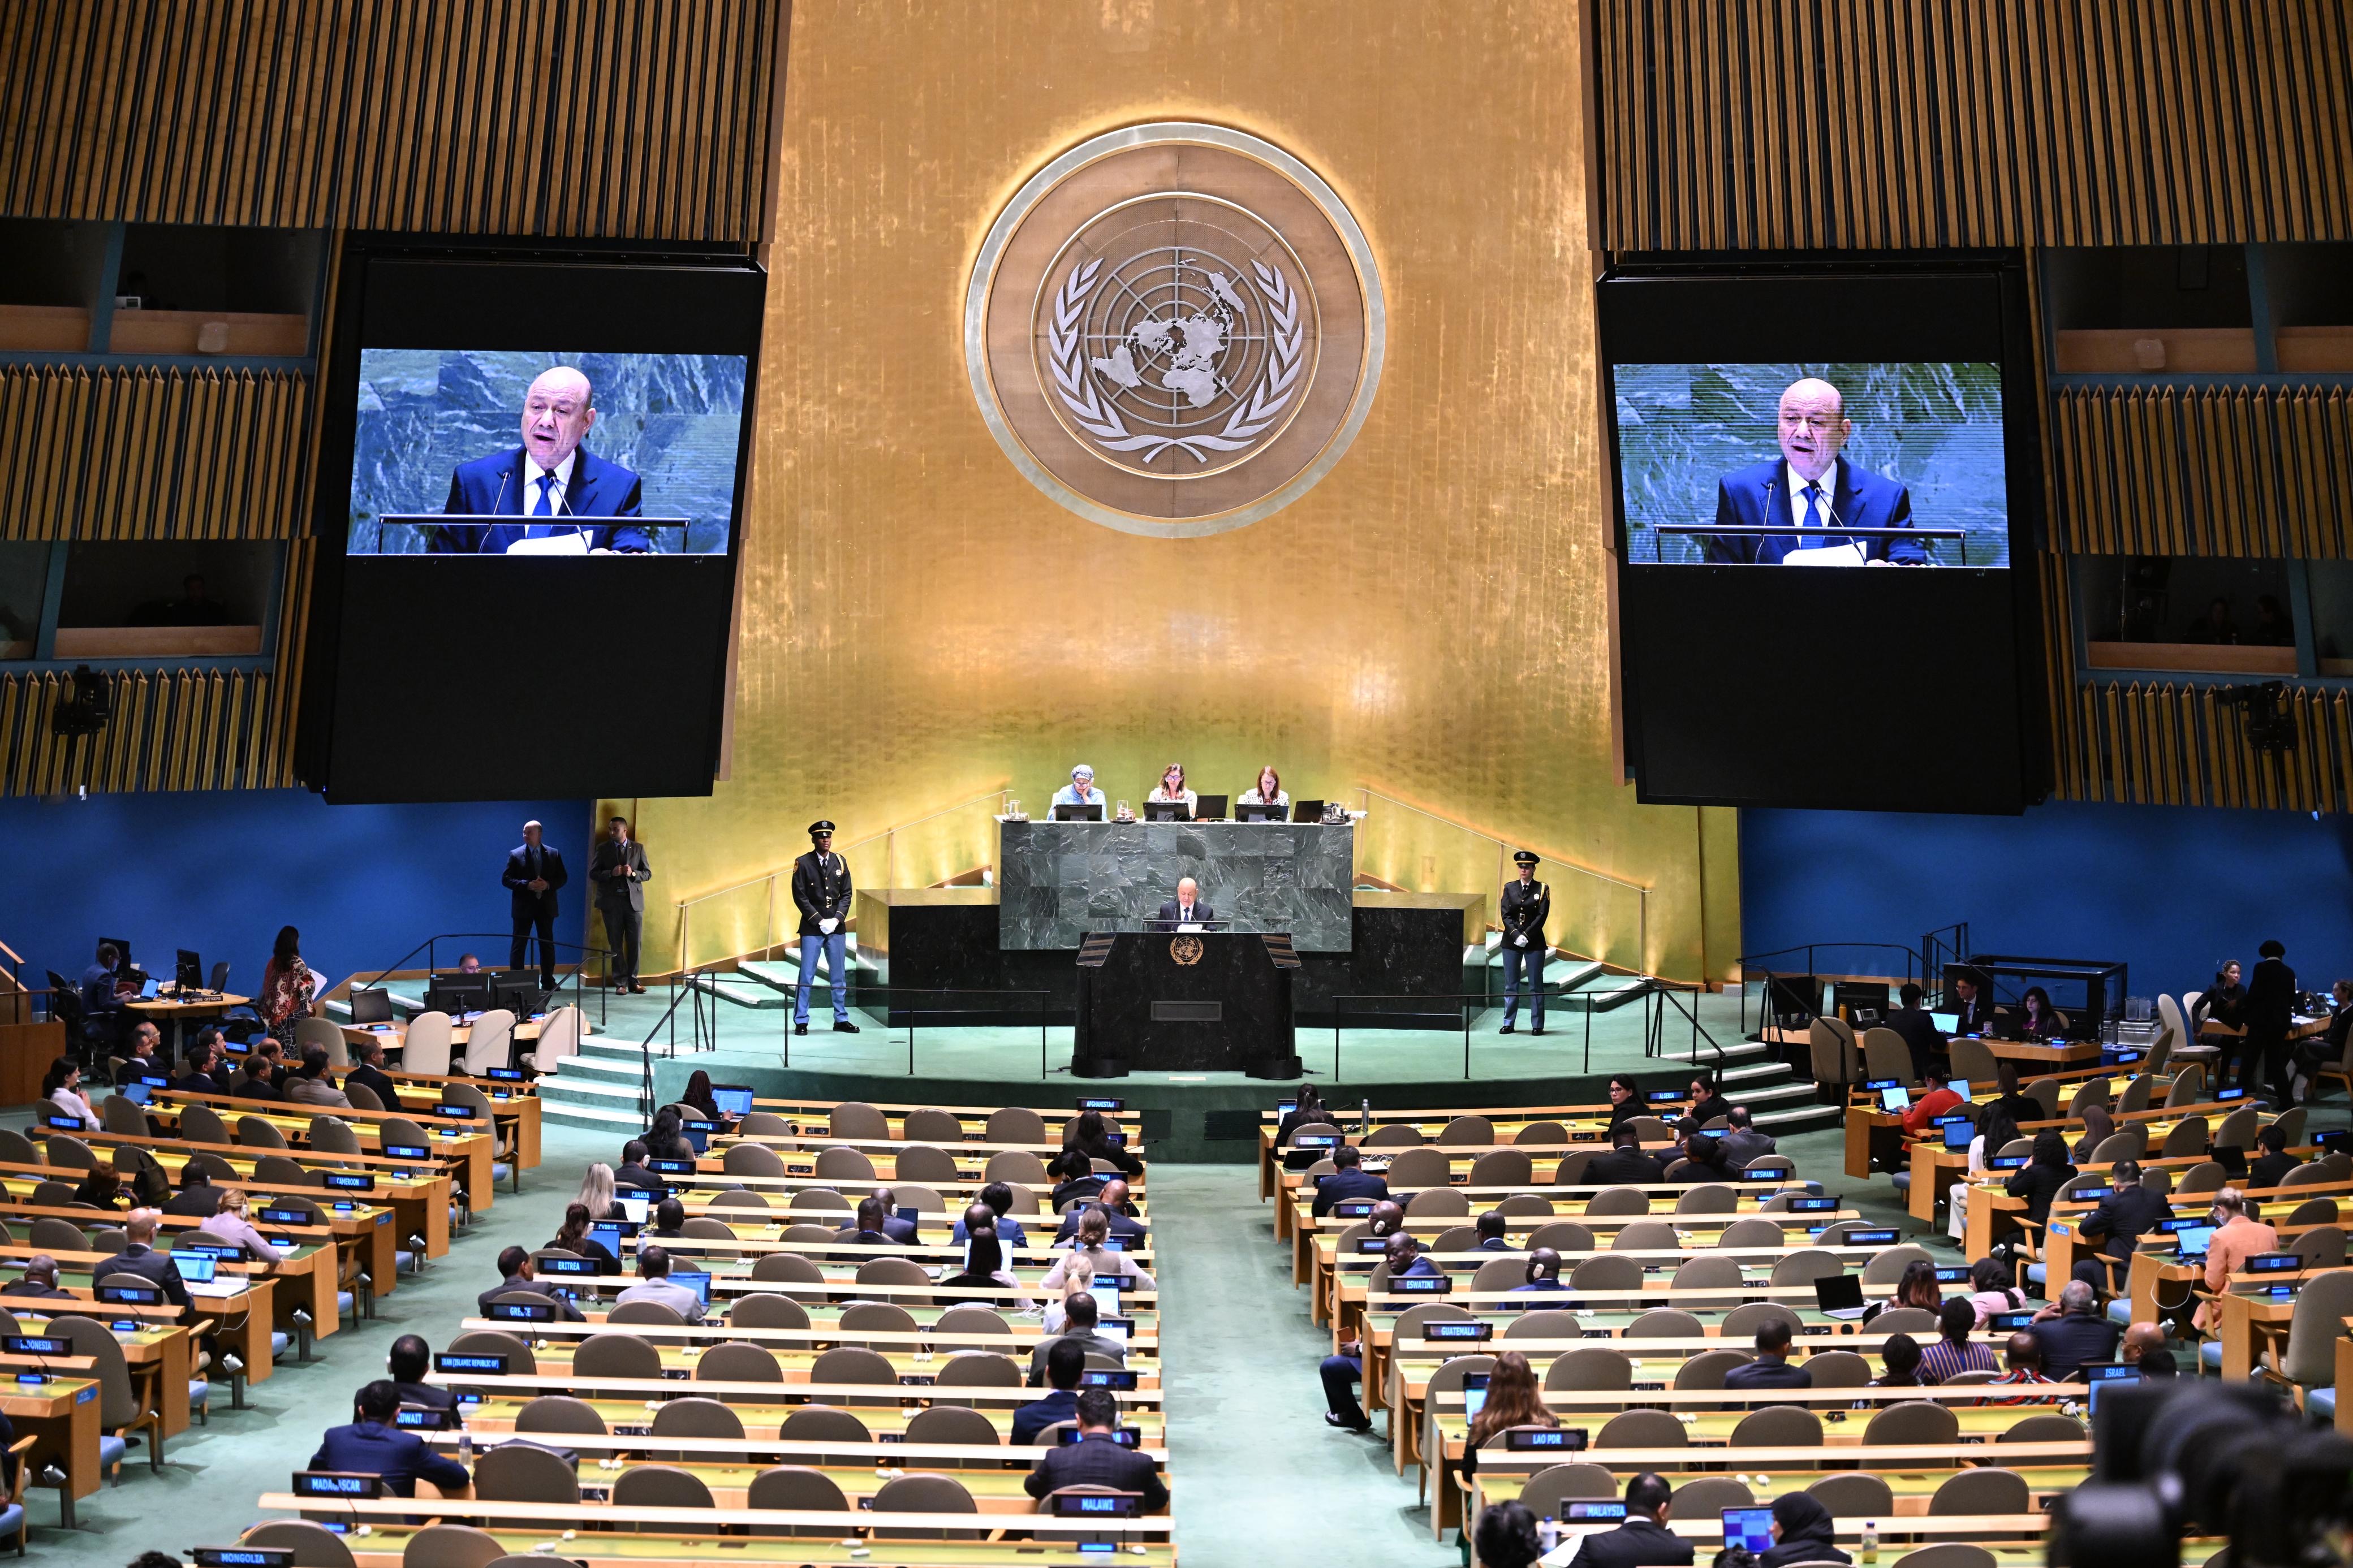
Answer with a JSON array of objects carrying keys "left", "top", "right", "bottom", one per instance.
[
  {"left": 1, "top": 791, "right": 592, "bottom": 999},
  {"left": 1739, "top": 801, "right": 2353, "bottom": 1001}
]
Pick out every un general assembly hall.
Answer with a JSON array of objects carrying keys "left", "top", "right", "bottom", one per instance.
[{"left": 2, "top": 3, "right": 2351, "bottom": 1566}]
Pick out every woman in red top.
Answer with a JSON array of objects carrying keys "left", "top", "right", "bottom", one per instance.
[{"left": 259, "top": 925, "right": 317, "bottom": 1030}]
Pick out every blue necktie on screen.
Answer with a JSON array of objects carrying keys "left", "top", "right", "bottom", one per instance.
[
  {"left": 526, "top": 472, "right": 558, "bottom": 540},
  {"left": 1798, "top": 482, "right": 1823, "bottom": 548}
]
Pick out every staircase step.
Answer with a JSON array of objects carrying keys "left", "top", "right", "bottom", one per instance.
[
  {"left": 691, "top": 975, "right": 790, "bottom": 1010},
  {"left": 736, "top": 961, "right": 800, "bottom": 992},
  {"left": 1652, "top": 1038, "right": 1773, "bottom": 1065},
  {"left": 540, "top": 1099, "right": 649, "bottom": 1131},
  {"left": 540, "top": 1072, "right": 645, "bottom": 1104},
  {"left": 1755, "top": 1102, "right": 1842, "bottom": 1134}
]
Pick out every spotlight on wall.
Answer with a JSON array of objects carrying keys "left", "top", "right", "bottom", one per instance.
[{"left": 49, "top": 664, "right": 113, "bottom": 738}]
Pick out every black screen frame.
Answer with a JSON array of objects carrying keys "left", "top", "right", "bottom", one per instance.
[
  {"left": 296, "top": 236, "right": 765, "bottom": 802},
  {"left": 1600, "top": 254, "right": 2050, "bottom": 814}
]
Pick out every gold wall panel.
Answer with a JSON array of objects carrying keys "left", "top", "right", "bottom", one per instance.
[
  {"left": 1591, "top": 0, "right": 2353, "bottom": 250},
  {"left": 0, "top": 0, "right": 785, "bottom": 239},
  {"left": 634, "top": 0, "right": 1739, "bottom": 985}
]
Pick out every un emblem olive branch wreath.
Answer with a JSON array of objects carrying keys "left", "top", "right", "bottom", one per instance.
[{"left": 1048, "top": 256, "right": 1304, "bottom": 464}]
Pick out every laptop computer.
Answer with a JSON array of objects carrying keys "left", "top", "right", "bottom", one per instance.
[
  {"left": 1290, "top": 799, "right": 1325, "bottom": 822},
  {"left": 350, "top": 988, "right": 394, "bottom": 1026},
  {"left": 1813, "top": 1273, "right": 1869, "bottom": 1319},
  {"left": 1461, "top": 1371, "right": 1490, "bottom": 1420},
  {"left": 668, "top": 1269, "right": 712, "bottom": 1307},
  {"left": 1951, "top": 1079, "right": 1972, "bottom": 1102},
  {"left": 1722, "top": 1508, "right": 1775, "bottom": 1554},
  {"left": 1053, "top": 803, "right": 1105, "bottom": 821},
  {"left": 1878, "top": 1086, "right": 1911, "bottom": 1112},
  {"left": 1941, "top": 1120, "right": 1976, "bottom": 1151},
  {"left": 1928, "top": 1009, "right": 1959, "bottom": 1033},
  {"left": 119, "top": 1080, "right": 152, "bottom": 1106},
  {"left": 710, "top": 1085, "right": 755, "bottom": 1117},
  {"left": 2173, "top": 1223, "right": 2218, "bottom": 1262},
  {"left": 614, "top": 1194, "right": 651, "bottom": 1225}
]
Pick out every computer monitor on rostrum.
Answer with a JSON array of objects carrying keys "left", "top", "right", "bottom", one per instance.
[
  {"left": 176, "top": 949, "right": 204, "bottom": 991},
  {"left": 1193, "top": 793, "right": 1228, "bottom": 820},
  {"left": 1141, "top": 801, "right": 1190, "bottom": 822},
  {"left": 1053, "top": 802, "right": 1105, "bottom": 822},
  {"left": 1290, "top": 799, "right": 1325, "bottom": 822}
]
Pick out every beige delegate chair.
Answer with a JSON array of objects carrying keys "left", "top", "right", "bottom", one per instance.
[
  {"left": 402, "top": 1012, "right": 455, "bottom": 1076},
  {"left": 522, "top": 1005, "right": 583, "bottom": 1073}
]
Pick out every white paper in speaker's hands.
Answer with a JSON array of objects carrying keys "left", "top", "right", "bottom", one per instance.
[
  {"left": 505, "top": 532, "right": 591, "bottom": 556},
  {"left": 1781, "top": 541, "right": 1867, "bottom": 567}
]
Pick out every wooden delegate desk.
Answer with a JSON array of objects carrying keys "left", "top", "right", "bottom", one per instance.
[
  {"left": 123, "top": 989, "right": 252, "bottom": 1052},
  {"left": 410, "top": 1448, "right": 1167, "bottom": 1515},
  {"left": 1964, "top": 1157, "right": 2335, "bottom": 1262},
  {"left": 2, "top": 1369, "right": 101, "bottom": 1513},
  {"left": 348, "top": 1043, "right": 545, "bottom": 1168},
  {"left": 0, "top": 1314, "right": 197, "bottom": 1433},
  {"left": 1270, "top": 1148, "right": 1686, "bottom": 1245},
  {"left": 0, "top": 1194, "right": 398, "bottom": 1316},
  {"left": 444, "top": 1388, "right": 1169, "bottom": 1445},
  {"left": 144, "top": 1090, "right": 498, "bottom": 1210},
  {"left": 276, "top": 1529, "right": 1175, "bottom": 1568},
  {"left": 462, "top": 1312, "right": 1161, "bottom": 1355},
  {"left": 1257, "top": 1100, "right": 1691, "bottom": 1203},
  {"left": 0, "top": 1146, "right": 453, "bottom": 1262},
  {"left": 0, "top": 1243, "right": 290, "bottom": 1353}
]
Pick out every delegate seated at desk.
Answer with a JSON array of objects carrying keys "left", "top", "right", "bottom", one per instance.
[
  {"left": 1238, "top": 764, "right": 1289, "bottom": 813},
  {"left": 1145, "top": 763, "right": 1197, "bottom": 816},
  {"left": 311, "top": 1380, "right": 471, "bottom": 1497},
  {"left": 1150, "top": 877, "right": 1215, "bottom": 931},
  {"left": 1051, "top": 764, "right": 1113, "bottom": 816}
]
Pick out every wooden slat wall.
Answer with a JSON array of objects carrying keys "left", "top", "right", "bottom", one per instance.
[
  {"left": 2063, "top": 679, "right": 2353, "bottom": 811},
  {"left": 2049, "top": 384, "right": 2353, "bottom": 558},
  {"left": 0, "top": 365, "right": 312, "bottom": 541},
  {"left": 1592, "top": 0, "right": 2353, "bottom": 250},
  {"left": 0, "top": 666, "right": 290, "bottom": 794},
  {"left": 0, "top": 0, "right": 783, "bottom": 239}
]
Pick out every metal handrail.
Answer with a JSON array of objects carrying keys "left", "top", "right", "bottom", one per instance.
[
  {"left": 353, "top": 931, "right": 615, "bottom": 1030},
  {"left": 671, "top": 786, "right": 1012, "bottom": 970},
  {"left": 1353, "top": 785, "right": 1650, "bottom": 967},
  {"left": 1734, "top": 940, "right": 1928, "bottom": 1031}
]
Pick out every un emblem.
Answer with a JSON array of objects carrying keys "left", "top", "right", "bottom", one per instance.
[
  {"left": 967, "top": 123, "right": 1385, "bottom": 539},
  {"left": 1169, "top": 935, "right": 1205, "bottom": 966}
]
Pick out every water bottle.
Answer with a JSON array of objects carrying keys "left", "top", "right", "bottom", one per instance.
[
  {"left": 458, "top": 1428, "right": 472, "bottom": 1466},
  {"left": 1859, "top": 1519, "right": 1878, "bottom": 1564},
  {"left": 1360, "top": 1098, "right": 1372, "bottom": 1134},
  {"left": 1538, "top": 1516, "right": 1560, "bottom": 1554}
]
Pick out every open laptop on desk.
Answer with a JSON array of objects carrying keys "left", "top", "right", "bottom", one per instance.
[
  {"left": 1813, "top": 1273, "right": 1869, "bottom": 1320},
  {"left": 174, "top": 1254, "right": 245, "bottom": 1298}
]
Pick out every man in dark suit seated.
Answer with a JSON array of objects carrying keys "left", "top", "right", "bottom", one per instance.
[
  {"left": 343, "top": 1037, "right": 400, "bottom": 1114},
  {"left": 434, "top": 366, "right": 648, "bottom": 555},
  {"left": 1722, "top": 1318, "right": 1813, "bottom": 1389},
  {"left": 645, "top": 1198, "right": 687, "bottom": 1240},
  {"left": 1571, "top": 1472, "right": 1692, "bottom": 1567},
  {"left": 1883, "top": 982, "right": 1950, "bottom": 1081},
  {"left": 231, "top": 1052, "right": 282, "bottom": 1102},
  {"left": 79, "top": 941, "right": 136, "bottom": 1051},
  {"left": 2247, "top": 1124, "right": 2302, "bottom": 1191},
  {"left": 1472, "top": 1210, "right": 1515, "bottom": 1251},
  {"left": 171, "top": 1042, "right": 225, "bottom": 1099},
  {"left": 951, "top": 1187, "right": 1030, "bottom": 1247},
  {"left": 1149, "top": 877, "right": 1215, "bottom": 931},
  {"left": 2029, "top": 1280, "right": 2122, "bottom": 1380},
  {"left": 0, "top": 1256, "right": 75, "bottom": 1300},
  {"left": 861, "top": 1186, "right": 920, "bottom": 1243},
  {"left": 1053, "top": 1180, "right": 1141, "bottom": 1243},
  {"left": 308, "top": 1380, "right": 472, "bottom": 1498},
  {"left": 106, "top": 1210, "right": 191, "bottom": 1318},
  {"left": 1716, "top": 1107, "right": 1777, "bottom": 1170},
  {"left": 1509, "top": 1247, "right": 1566, "bottom": 1293},
  {"left": 1027, "top": 1291, "right": 1126, "bottom": 1383},
  {"left": 613, "top": 1141, "right": 661, "bottom": 1195},
  {"left": 2071, "top": 1158, "right": 2171, "bottom": 1293},
  {"left": 1012, "top": 1337, "right": 1086, "bottom": 1445},
  {"left": 1310, "top": 1145, "right": 1389, "bottom": 1219},
  {"left": 837, "top": 1196, "right": 898, "bottom": 1247},
  {"left": 387, "top": 1334, "right": 456, "bottom": 1413},
  {"left": 1948, "top": 970, "right": 1996, "bottom": 1036},
  {"left": 1587, "top": 1124, "right": 1665, "bottom": 1185},
  {"left": 477, "top": 1245, "right": 584, "bottom": 1321},
  {"left": 1022, "top": 1388, "right": 1168, "bottom": 1511},
  {"left": 162, "top": 1167, "right": 223, "bottom": 1220},
  {"left": 1702, "top": 377, "right": 1924, "bottom": 566}
]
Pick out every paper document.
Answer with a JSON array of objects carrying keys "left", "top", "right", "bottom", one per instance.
[
  {"left": 505, "top": 532, "right": 591, "bottom": 556},
  {"left": 1176, "top": 922, "right": 1205, "bottom": 933},
  {"left": 1782, "top": 541, "right": 1866, "bottom": 567}
]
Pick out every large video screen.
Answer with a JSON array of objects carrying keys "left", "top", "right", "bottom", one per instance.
[
  {"left": 1602, "top": 266, "right": 2046, "bottom": 814},
  {"left": 348, "top": 350, "right": 745, "bottom": 556},
  {"left": 1617, "top": 361, "right": 2009, "bottom": 568},
  {"left": 299, "top": 249, "right": 765, "bottom": 804}
]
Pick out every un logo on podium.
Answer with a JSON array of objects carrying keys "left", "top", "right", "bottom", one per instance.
[
  {"left": 1169, "top": 935, "right": 1205, "bottom": 966},
  {"left": 967, "top": 123, "right": 1385, "bottom": 539}
]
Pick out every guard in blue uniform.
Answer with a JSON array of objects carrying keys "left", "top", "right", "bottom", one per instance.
[
  {"left": 791, "top": 820, "right": 860, "bottom": 1036},
  {"left": 1499, "top": 850, "right": 1551, "bottom": 1036}
]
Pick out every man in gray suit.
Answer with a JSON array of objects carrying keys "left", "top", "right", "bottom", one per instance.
[{"left": 590, "top": 815, "right": 652, "bottom": 994}]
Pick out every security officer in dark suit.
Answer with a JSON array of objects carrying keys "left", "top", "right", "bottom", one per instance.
[
  {"left": 502, "top": 819, "right": 569, "bottom": 990},
  {"left": 308, "top": 1381, "right": 472, "bottom": 1498},
  {"left": 1309, "top": 1145, "right": 1389, "bottom": 1218},
  {"left": 589, "top": 815, "right": 652, "bottom": 994},
  {"left": 1022, "top": 1388, "right": 1168, "bottom": 1510},
  {"left": 2070, "top": 1158, "right": 2171, "bottom": 1293},
  {"left": 1499, "top": 850, "right": 1551, "bottom": 1035},
  {"left": 791, "top": 820, "right": 859, "bottom": 1038}
]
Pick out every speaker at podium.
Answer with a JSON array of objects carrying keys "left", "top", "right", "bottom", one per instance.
[{"left": 1071, "top": 930, "right": 1304, "bottom": 1079}]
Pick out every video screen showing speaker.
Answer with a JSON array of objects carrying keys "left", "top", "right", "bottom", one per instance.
[
  {"left": 1602, "top": 264, "right": 2046, "bottom": 814},
  {"left": 300, "top": 245, "right": 765, "bottom": 804},
  {"left": 346, "top": 349, "right": 744, "bottom": 556},
  {"left": 1617, "top": 361, "right": 2009, "bottom": 568}
]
